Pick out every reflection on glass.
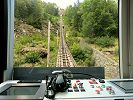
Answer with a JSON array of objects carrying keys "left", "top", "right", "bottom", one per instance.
[{"left": 0, "top": 86, "right": 40, "bottom": 95}]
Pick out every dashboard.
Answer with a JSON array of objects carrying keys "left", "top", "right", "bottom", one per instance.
[{"left": 0, "top": 79, "right": 133, "bottom": 100}]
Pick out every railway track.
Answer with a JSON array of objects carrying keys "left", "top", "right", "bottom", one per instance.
[{"left": 56, "top": 16, "right": 77, "bottom": 67}]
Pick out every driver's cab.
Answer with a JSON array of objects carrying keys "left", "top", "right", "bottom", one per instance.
[{"left": 0, "top": 0, "right": 133, "bottom": 100}]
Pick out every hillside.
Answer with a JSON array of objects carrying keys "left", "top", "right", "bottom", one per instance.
[{"left": 14, "top": 21, "right": 58, "bottom": 67}]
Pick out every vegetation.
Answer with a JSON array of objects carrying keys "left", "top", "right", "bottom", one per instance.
[
  {"left": 25, "top": 52, "right": 40, "bottom": 63},
  {"left": 14, "top": 0, "right": 119, "bottom": 67},
  {"left": 66, "top": 36, "right": 94, "bottom": 66},
  {"left": 80, "top": 0, "right": 118, "bottom": 37},
  {"left": 14, "top": 32, "right": 58, "bottom": 67},
  {"left": 71, "top": 46, "right": 94, "bottom": 66},
  {"left": 64, "top": 0, "right": 118, "bottom": 62},
  {"left": 14, "top": 0, "right": 59, "bottom": 67},
  {"left": 15, "top": 0, "right": 59, "bottom": 29},
  {"left": 64, "top": 0, "right": 118, "bottom": 37},
  {"left": 95, "top": 36, "right": 115, "bottom": 47}
]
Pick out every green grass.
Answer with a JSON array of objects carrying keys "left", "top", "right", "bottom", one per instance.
[
  {"left": 84, "top": 36, "right": 119, "bottom": 62},
  {"left": 96, "top": 36, "right": 115, "bottom": 47},
  {"left": 66, "top": 36, "right": 94, "bottom": 67},
  {"left": 14, "top": 32, "right": 58, "bottom": 67}
]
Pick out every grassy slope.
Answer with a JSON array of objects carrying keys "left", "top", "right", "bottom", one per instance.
[{"left": 14, "top": 32, "right": 58, "bottom": 67}]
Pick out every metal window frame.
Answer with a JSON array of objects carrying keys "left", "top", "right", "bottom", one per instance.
[
  {"left": 4, "top": 0, "right": 14, "bottom": 81},
  {"left": 129, "top": 0, "right": 133, "bottom": 78},
  {"left": 119, "top": 0, "right": 133, "bottom": 78},
  {"left": 5, "top": 0, "right": 133, "bottom": 80}
]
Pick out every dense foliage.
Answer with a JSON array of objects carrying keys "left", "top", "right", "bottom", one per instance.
[
  {"left": 66, "top": 36, "right": 94, "bottom": 66},
  {"left": 15, "top": 0, "right": 59, "bottom": 29},
  {"left": 64, "top": 4, "right": 82, "bottom": 35},
  {"left": 64, "top": 0, "right": 118, "bottom": 37},
  {"left": 95, "top": 36, "right": 115, "bottom": 47},
  {"left": 64, "top": 0, "right": 118, "bottom": 64},
  {"left": 25, "top": 52, "right": 40, "bottom": 63}
]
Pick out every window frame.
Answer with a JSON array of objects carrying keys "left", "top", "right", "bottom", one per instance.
[
  {"left": 4, "top": 0, "right": 132, "bottom": 80},
  {"left": 4, "top": 0, "right": 14, "bottom": 81}
]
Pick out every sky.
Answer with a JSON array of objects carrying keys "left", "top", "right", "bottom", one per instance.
[{"left": 43, "top": 0, "right": 84, "bottom": 9}]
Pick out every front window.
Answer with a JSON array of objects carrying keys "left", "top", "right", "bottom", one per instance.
[{"left": 13, "top": 0, "right": 119, "bottom": 79}]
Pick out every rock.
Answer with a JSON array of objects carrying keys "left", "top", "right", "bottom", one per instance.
[{"left": 14, "top": 21, "right": 42, "bottom": 35}]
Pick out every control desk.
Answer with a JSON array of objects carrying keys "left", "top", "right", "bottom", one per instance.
[{"left": 0, "top": 79, "right": 133, "bottom": 100}]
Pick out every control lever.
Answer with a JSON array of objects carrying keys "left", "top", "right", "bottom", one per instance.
[
  {"left": 52, "top": 70, "right": 70, "bottom": 92},
  {"left": 44, "top": 70, "right": 71, "bottom": 99}
]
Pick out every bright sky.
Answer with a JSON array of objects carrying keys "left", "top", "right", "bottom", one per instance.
[{"left": 43, "top": 0, "right": 84, "bottom": 9}]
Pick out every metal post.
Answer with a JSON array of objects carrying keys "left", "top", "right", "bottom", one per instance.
[
  {"left": 57, "top": 30, "right": 59, "bottom": 47},
  {"left": 47, "top": 21, "right": 51, "bottom": 67}
]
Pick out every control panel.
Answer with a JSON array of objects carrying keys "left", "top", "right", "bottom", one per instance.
[
  {"left": 1, "top": 79, "right": 133, "bottom": 100},
  {"left": 45, "top": 79, "right": 133, "bottom": 100},
  {"left": 54, "top": 79, "right": 121, "bottom": 99}
]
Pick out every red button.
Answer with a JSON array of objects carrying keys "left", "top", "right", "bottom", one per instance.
[
  {"left": 89, "top": 81, "right": 94, "bottom": 84},
  {"left": 76, "top": 80, "right": 80, "bottom": 83},
  {"left": 106, "top": 86, "right": 112, "bottom": 91},
  {"left": 95, "top": 90, "right": 100, "bottom": 94},
  {"left": 89, "top": 81, "right": 98, "bottom": 84}
]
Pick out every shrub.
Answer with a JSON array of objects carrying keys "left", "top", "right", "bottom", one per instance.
[
  {"left": 25, "top": 52, "right": 40, "bottom": 63},
  {"left": 85, "top": 37, "right": 96, "bottom": 44},
  {"left": 14, "top": 32, "right": 58, "bottom": 67},
  {"left": 71, "top": 44, "right": 94, "bottom": 66},
  {"left": 96, "top": 36, "right": 115, "bottom": 47},
  {"left": 66, "top": 37, "right": 80, "bottom": 47}
]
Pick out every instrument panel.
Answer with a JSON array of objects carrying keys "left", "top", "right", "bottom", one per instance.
[{"left": 0, "top": 79, "right": 133, "bottom": 100}]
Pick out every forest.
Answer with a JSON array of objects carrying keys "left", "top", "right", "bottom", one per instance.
[{"left": 14, "top": 0, "right": 118, "bottom": 67}]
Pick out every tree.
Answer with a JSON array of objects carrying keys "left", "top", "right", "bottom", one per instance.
[
  {"left": 27, "top": 0, "right": 45, "bottom": 29},
  {"left": 44, "top": 3, "right": 59, "bottom": 17},
  {"left": 15, "top": 0, "right": 30, "bottom": 21},
  {"left": 80, "top": 0, "right": 118, "bottom": 37},
  {"left": 64, "top": 4, "right": 82, "bottom": 36},
  {"left": 15, "top": 0, "right": 59, "bottom": 29}
]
